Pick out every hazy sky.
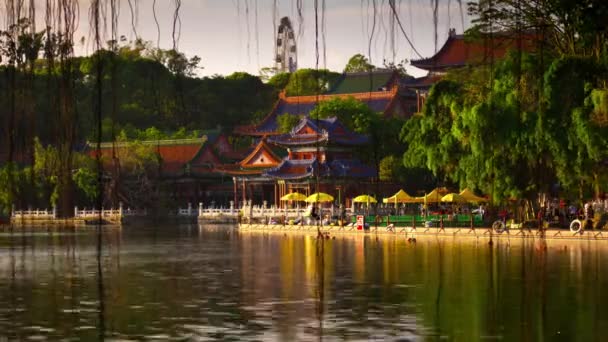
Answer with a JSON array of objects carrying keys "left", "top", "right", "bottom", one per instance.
[{"left": 55, "top": 0, "right": 471, "bottom": 78}]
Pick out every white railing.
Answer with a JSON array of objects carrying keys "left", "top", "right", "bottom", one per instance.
[
  {"left": 182, "top": 202, "right": 354, "bottom": 219},
  {"left": 74, "top": 204, "right": 147, "bottom": 218},
  {"left": 12, "top": 208, "right": 56, "bottom": 219},
  {"left": 75, "top": 208, "right": 121, "bottom": 218},
  {"left": 196, "top": 200, "right": 308, "bottom": 219}
]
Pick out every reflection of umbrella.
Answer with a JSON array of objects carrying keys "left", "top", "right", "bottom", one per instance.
[
  {"left": 280, "top": 192, "right": 307, "bottom": 201},
  {"left": 353, "top": 195, "right": 377, "bottom": 204},
  {"left": 305, "top": 192, "right": 334, "bottom": 203},
  {"left": 459, "top": 188, "right": 486, "bottom": 203},
  {"left": 441, "top": 193, "right": 468, "bottom": 203},
  {"left": 382, "top": 190, "right": 413, "bottom": 204}
]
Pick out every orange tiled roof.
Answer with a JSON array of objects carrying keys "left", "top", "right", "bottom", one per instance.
[
  {"left": 90, "top": 140, "right": 205, "bottom": 176},
  {"left": 239, "top": 139, "right": 282, "bottom": 168},
  {"left": 235, "top": 86, "right": 399, "bottom": 136},
  {"left": 411, "top": 32, "right": 537, "bottom": 72}
]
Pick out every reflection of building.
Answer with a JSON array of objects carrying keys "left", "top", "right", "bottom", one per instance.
[{"left": 405, "top": 28, "right": 537, "bottom": 113}]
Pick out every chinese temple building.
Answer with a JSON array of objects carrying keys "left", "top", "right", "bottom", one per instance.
[
  {"left": 235, "top": 69, "right": 417, "bottom": 137},
  {"left": 90, "top": 131, "right": 246, "bottom": 206},
  {"left": 224, "top": 116, "right": 377, "bottom": 208},
  {"left": 405, "top": 28, "right": 537, "bottom": 112},
  {"left": 214, "top": 138, "right": 284, "bottom": 205}
]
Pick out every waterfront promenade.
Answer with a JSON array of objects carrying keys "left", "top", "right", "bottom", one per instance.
[{"left": 237, "top": 222, "right": 608, "bottom": 242}]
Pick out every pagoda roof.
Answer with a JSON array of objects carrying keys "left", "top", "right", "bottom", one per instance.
[
  {"left": 264, "top": 158, "right": 328, "bottom": 180},
  {"left": 213, "top": 139, "right": 282, "bottom": 177},
  {"left": 267, "top": 116, "right": 368, "bottom": 147},
  {"left": 410, "top": 31, "right": 537, "bottom": 72},
  {"left": 239, "top": 139, "right": 282, "bottom": 168},
  {"left": 234, "top": 86, "right": 399, "bottom": 136},
  {"left": 88, "top": 135, "right": 245, "bottom": 178},
  {"left": 263, "top": 158, "right": 376, "bottom": 180},
  {"left": 156, "top": 143, "right": 205, "bottom": 175},
  {"left": 89, "top": 139, "right": 205, "bottom": 176},
  {"left": 402, "top": 74, "right": 443, "bottom": 90}
]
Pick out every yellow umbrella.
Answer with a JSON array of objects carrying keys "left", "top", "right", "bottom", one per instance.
[
  {"left": 441, "top": 193, "right": 469, "bottom": 203},
  {"left": 409, "top": 196, "right": 426, "bottom": 203},
  {"left": 305, "top": 192, "right": 334, "bottom": 203},
  {"left": 353, "top": 195, "right": 378, "bottom": 204},
  {"left": 280, "top": 192, "right": 307, "bottom": 201},
  {"left": 421, "top": 188, "right": 445, "bottom": 203},
  {"left": 459, "top": 188, "right": 487, "bottom": 203},
  {"left": 382, "top": 189, "right": 413, "bottom": 203}
]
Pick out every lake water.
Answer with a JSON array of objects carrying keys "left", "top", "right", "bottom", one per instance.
[{"left": 1, "top": 224, "right": 607, "bottom": 341}]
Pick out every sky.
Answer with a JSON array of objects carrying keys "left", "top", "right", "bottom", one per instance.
[{"left": 22, "top": 0, "right": 473, "bottom": 78}]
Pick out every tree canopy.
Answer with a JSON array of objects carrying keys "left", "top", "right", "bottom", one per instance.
[
  {"left": 284, "top": 68, "right": 341, "bottom": 96},
  {"left": 344, "top": 54, "right": 376, "bottom": 73}
]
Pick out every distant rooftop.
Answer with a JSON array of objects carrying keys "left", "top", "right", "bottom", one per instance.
[
  {"left": 411, "top": 29, "right": 537, "bottom": 72},
  {"left": 326, "top": 69, "right": 397, "bottom": 94}
]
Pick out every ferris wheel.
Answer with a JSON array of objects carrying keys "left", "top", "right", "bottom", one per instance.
[{"left": 275, "top": 17, "right": 297, "bottom": 73}]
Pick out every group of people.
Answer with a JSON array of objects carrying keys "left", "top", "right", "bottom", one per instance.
[
  {"left": 536, "top": 199, "right": 605, "bottom": 230},
  {"left": 292, "top": 203, "right": 348, "bottom": 226}
]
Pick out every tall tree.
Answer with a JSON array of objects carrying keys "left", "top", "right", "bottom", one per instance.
[{"left": 344, "top": 54, "right": 376, "bottom": 73}]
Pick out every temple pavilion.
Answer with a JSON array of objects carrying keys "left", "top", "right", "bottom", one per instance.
[
  {"left": 235, "top": 69, "right": 417, "bottom": 137},
  {"left": 90, "top": 131, "right": 246, "bottom": 206},
  {"left": 223, "top": 69, "right": 418, "bottom": 207},
  {"left": 221, "top": 115, "right": 377, "bottom": 208}
]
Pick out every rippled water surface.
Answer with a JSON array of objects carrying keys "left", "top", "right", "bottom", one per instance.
[{"left": 1, "top": 225, "right": 608, "bottom": 341}]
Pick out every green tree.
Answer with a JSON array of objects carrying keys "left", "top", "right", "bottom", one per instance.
[
  {"left": 277, "top": 113, "right": 301, "bottom": 133},
  {"left": 468, "top": 0, "right": 608, "bottom": 57},
  {"left": 284, "top": 68, "right": 341, "bottom": 96},
  {"left": 379, "top": 155, "right": 401, "bottom": 181},
  {"left": 72, "top": 168, "right": 99, "bottom": 203},
  {"left": 309, "top": 96, "right": 376, "bottom": 131},
  {"left": 344, "top": 54, "right": 375, "bottom": 73},
  {"left": 267, "top": 72, "right": 291, "bottom": 90}
]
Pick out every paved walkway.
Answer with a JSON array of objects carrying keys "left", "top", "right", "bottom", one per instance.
[{"left": 237, "top": 223, "right": 608, "bottom": 242}]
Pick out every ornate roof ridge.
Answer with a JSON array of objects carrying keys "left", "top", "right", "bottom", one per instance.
[
  {"left": 411, "top": 30, "right": 538, "bottom": 69},
  {"left": 410, "top": 33, "right": 460, "bottom": 65}
]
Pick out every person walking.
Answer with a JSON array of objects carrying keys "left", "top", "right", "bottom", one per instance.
[{"left": 585, "top": 202, "right": 595, "bottom": 231}]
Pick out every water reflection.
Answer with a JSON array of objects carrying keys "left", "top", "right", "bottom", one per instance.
[{"left": 1, "top": 226, "right": 608, "bottom": 340}]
